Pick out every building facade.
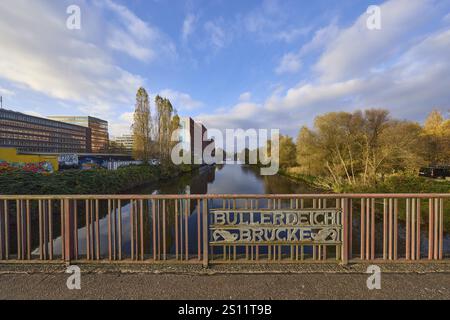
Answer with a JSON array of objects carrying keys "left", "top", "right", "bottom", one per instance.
[
  {"left": 47, "top": 116, "right": 109, "bottom": 153},
  {"left": 0, "top": 108, "right": 91, "bottom": 153},
  {"left": 179, "top": 117, "right": 215, "bottom": 164},
  {"left": 111, "top": 134, "right": 133, "bottom": 154}
]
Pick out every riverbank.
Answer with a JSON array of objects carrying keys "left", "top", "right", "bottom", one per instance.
[
  {"left": 279, "top": 168, "right": 450, "bottom": 194},
  {"left": 0, "top": 164, "right": 199, "bottom": 195}
]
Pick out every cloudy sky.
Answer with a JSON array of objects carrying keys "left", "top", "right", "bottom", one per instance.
[{"left": 0, "top": 0, "right": 449, "bottom": 138}]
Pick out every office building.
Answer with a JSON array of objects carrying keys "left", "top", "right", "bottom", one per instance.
[
  {"left": 0, "top": 108, "right": 91, "bottom": 153},
  {"left": 47, "top": 116, "right": 109, "bottom": 153},
  {"left": 111, "top": 134, "right": 133, "bottom": 154},
  {"left": 179, "top": 117, "right": 215, "bottom": 164}
]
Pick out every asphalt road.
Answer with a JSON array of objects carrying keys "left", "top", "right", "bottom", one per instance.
[{"left": 0, "top": 272, "right": 449, "bottom": 299}]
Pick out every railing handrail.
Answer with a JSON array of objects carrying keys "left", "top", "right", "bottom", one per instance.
[
  {"left": 0, "top": 193, "right": 449, "bottom": 200},
  {"left": 0, "top": 193, "right": 447, "bottom": 264}
]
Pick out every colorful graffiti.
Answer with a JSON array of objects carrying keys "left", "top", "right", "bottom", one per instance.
[{"left": 0, "top": 160, "right": 54, "bottom": 174}]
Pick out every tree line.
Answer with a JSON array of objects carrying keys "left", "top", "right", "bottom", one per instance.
[
  {"left": 131, "top": 87, "right": 180, "bottom": 163},
  {"left": 275, "top": 109, "right": 449, "bottom": 189}
]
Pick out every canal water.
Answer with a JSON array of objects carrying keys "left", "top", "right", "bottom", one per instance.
[
  {"left": 129, "top": 164, "right": 320, "bottom": 195},
  {"left": 47, "top": 164, "right": 449, "bottom": 258},
  {"left": 49, "top": 164, "right": 318, "bottom": 256}
]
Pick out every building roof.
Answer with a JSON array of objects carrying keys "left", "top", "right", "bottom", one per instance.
[
  {"left": 47, "top": 115, "right": 108, "bottom": 124},
  {"left": 0, "top": 108, "right": 88, "bottom": 130}
]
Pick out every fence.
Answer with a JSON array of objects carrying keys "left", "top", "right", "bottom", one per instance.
[
  {"left": 104, "top": 160, "right": 143, "bottom": 171},
  {"left": 0, "top": 194, "right": 448, "bottom": 266}
]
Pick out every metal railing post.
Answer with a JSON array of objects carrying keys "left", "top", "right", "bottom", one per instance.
[
  {"left": 341, "top": 198, "right": 349, "bottom": 265},
  {"left": 202, "top": 199, "right": 209, "bottom": 268},
  {"left": 64, "top": 199, "right": 75, "bottom": 264}
]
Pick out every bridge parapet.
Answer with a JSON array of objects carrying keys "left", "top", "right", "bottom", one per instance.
[{"left": 0, "top": 194, "right": 448, "bottom": 265}]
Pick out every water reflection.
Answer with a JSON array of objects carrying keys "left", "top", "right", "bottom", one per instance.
[
  {"left": 25, "top": 165, "right": 449, "bottom": 257},
  {"left": 49, "top": 164, "right": 320, "bottom": 257}
]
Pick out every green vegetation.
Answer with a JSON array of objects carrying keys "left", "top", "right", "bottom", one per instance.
[
  {"left": 0, "top": 164, "right": 197, "bottom": 195},
  {"left": 131, "top": 87, "right": 180, "bottom": 162},
  {"left": 132, "top": 87, "right": 153, "bottom": 161},
  {"left": 155, "top": 95, "right": 180, "bottom": 163},
  {"left": 274, "top": 109, "right": 450, "bottom": 193},
  {"left": 340, "top": 174, "right": 450, "bottom": 194}
]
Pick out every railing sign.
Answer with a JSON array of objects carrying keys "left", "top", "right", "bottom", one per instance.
[{"left": 210, "top": 209, "right": 342, "bottom": 245}]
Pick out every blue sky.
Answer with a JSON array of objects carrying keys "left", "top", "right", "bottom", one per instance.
[{"left": 0, "top": 0, "right": 449, "bottom": 138}]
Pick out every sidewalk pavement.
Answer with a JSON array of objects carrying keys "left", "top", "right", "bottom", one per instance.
[{"left": 0, "top": 263, "right": 449, "bottom": 300}]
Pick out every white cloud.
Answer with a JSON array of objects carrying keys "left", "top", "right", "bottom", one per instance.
[
  {"left": 197, "top": 102, "right": 266, "bottom": 132},
  {"left": 315, "top": 0, "right": 434, "bottom": 82},
  {"left": 109, "top": 122, "right": 132, "bottom": 138},
  {"left": 182, "top": 14, "right": 197, "bottom": 41},
  {"left": 274, "top": 23, "right": 338, "bottom": 75},
  {"left": 109, "top": 112, "right": 134, "bottom": 137},
  {"left": 299, "top": 24, "right": 339, "bottom": 56},
  {"left": 119, "top": 112, "right": 134, "bottom": 123},
  {"left": 241, "top": 0, "right": 311, "bottom": 44},
  {"left": 275, "top": 53, "right": 302, "bottom": 74},
  {"left": 107, "top": 29, "right": 154, "bottom": 62},
  {"left": 239, "top": 92, "right": 252, "bottom": 102},
  {"left": 244, "top": 0, "right": 283, "bottom": 34},
  {"left": 443, "top": 12, "right": 450, "bottom": 23},
  {"left": 102, "top": 0, "right": 176, "bottom": 62},
  {"left": 0, "top": 0, "right": 145, "bottom": 119},
  {"left": 275, "top": 27, "right": 311, "bottom": 43},
  {"left": 198, "top": 2, "right": 450, "bottom": 137},
  {"left": 204, "top": 20, "right": 230, "bottom": 50},
  {"left": 0, "top": 87, "right": 15, "bottom": 96},
  {"left": 159, "top": 89, "right": 204, "bottom": 111},
  {"left": 108, "top": 90, "right": 204, "bottom": 137}
]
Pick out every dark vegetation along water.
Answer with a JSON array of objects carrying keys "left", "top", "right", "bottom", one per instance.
[{"left": 3, "top": 164, "right": 448, "bottom": 258}]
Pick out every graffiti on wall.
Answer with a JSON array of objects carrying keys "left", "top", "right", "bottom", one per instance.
[{"left": 0, "top": 160, "right": 54, "bottom": 174}]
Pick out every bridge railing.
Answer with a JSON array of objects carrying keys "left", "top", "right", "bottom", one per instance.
[{"left": 0, "top": 194, "right": 448, "bottom": 265}]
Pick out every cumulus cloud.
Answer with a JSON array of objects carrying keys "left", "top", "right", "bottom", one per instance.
[
  {"left": 315, "top": 0, "right": 434, "bottom": 82},
  {"left": 239, "top": 92, "right": 252, "bottom": 102},
  {"left": 275, "top": 53, "right": 302, "bottom": 74},
  {"left": 102, "top": 0, "right": 176, "bottom": 62},
  {"left": 108, "top": 89, "right": 204, "bottom": 136},
  {"left": 199, "top": 0, "right": 450, "bottom": 137},
  {"left": 274, "top": 23, "right": 338, "bottom": 75},
  {"left": 0, "top": 0, "right": 147, "bottom": 119},
  {"left": 159, "top": 89, "right": 204, "bottom": 111},
  {"left": 109, "top": 112, "right": 135, "bottom": 137},
  {"left": 299, "top": 24, "right": 339, "bottom": 56}
]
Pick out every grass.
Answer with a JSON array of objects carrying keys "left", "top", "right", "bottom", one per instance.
[
  {"left": 342, "top": 174, "right": 450, "bottom": 194},
  {"left": 280, "top": 166, "right": 450, "bottom": 194}
]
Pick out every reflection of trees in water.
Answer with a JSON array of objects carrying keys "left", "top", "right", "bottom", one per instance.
[
  {"left": 5, "top": 199, "right": 114, "bottom": 257},
  {"left": 262, "top": 175, "right": 319, "bottom": 194},
  {"left": 140, "top": 166, "right": 216, "bottom": 255},
  {"left": 133, "top": 165, "right": 216, "bottom": 196},
  {"left": 240, "top": 165, "right": 319, "bottom": 194}
]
